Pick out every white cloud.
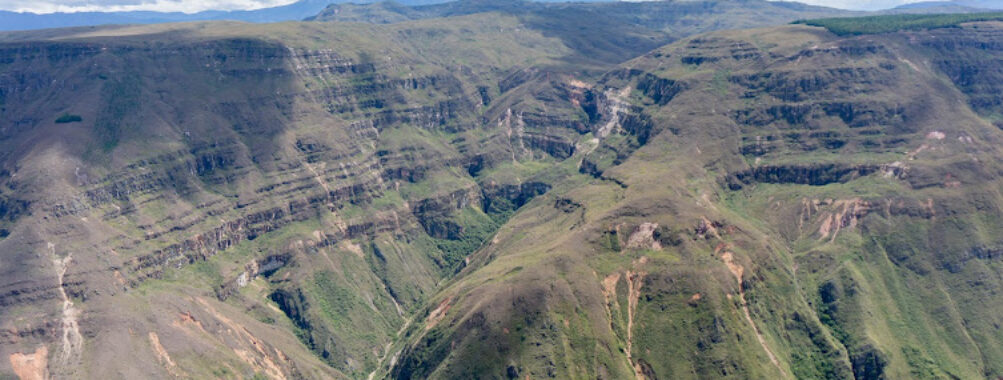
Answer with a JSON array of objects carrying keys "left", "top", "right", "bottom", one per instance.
[{"left": 2, "top": 0, "right": 298, "bottom": 14}]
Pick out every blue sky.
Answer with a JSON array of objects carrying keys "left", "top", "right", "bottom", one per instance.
[
  {"left": 0, "top": 0, "right": 932, "bottom": 14},
  {"left": 0, "top": 0, "right": 300, "bottom": 13}
]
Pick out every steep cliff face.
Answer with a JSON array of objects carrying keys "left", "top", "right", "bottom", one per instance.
[
  {"left": 386, "top": 23, "right": 1003, "bottom": 379},
  {"left": 0, "top": 15, "right": 583, "bottom": 379}
]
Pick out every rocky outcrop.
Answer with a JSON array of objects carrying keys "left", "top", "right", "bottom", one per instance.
[
  {"left": 480, "top": 182, "right": 551, "bottom": 215},
  {"left": 216, "top": 253, "right": 293, "bottom": 300},
  {"left": 729, "top": 66, "right": 894, "bottom": 102},
  {"left": 679, "top": 37, "right": 765, "bottom": 65},
  {"left": 921, "top": 26, "right": 1003, "bottom": 115},
  {"left": 726, "top": 163, "right": 879, "bottom": 189},
  {"left": 636, "top": 73, "right": 686, "bottom": 105}
]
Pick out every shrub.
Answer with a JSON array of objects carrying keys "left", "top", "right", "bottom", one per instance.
[{"left": 55, "top": 113, "right": 82, "bottom": 123}]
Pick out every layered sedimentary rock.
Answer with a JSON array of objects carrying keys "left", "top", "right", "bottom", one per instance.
[
  {"left": 0, "top": 16, "right": 582, "bottom": 379},
  {"left": 386, "top": 23, "right": 1003, "bottom": 379},
  {"left": 1, "top": 3, "right": 1003, "bottom": 380}
]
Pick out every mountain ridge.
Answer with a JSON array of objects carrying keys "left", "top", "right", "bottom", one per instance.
[{"left": 0, "top": 0, "right": 454, "bottom": 31}]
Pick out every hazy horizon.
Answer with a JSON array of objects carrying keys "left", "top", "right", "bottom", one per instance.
[{"left": 0, "top": 0, "right": 957, "bottom": 15}]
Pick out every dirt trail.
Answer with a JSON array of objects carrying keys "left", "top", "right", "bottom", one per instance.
[
  {"left": 500, "top": 108, "right": 530, "bottom": 162},
  {"left": 817, "top": 199, "right": 868, "bottom": 242},
  {"left": 49, "top": 243, "right": 83, "bottom": 365},
  {"left": 625, "top": 270, "right": 646, "bottom": 380},
  {"left": 365, "top": 321, "right": 412, "bottom": 380},
  {"left": 9, "top": 346, "right": 48, "bottom": 380},
  {"left": 424, "top": 298, "right": 452, "bottom": 332},
  {"left": 367, "top": 301, "right": 417, "bottom": 380},
  {"left": 599, "top": 257, "right": 649, "bottom": 379},
  {"left": 721, "top": 252, "right": 787, "bottom": 378},
  {"left": 194, "top": 298, "right": 288, "bottom": 380},
  {"left": 148, "top": 332, "right": 185, "bottom": 377},
  {"left": 600, "top": 272, "right": 621, "bottom": 325},
  {"left": 302, "top": 161, "right": 331, "bottom": 193}
]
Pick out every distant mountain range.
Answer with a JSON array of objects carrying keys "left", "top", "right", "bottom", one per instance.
[
  {"left": 2, "top": 0, "right": 998, "bottom": 33},
  {"left": 0, "top": 0, "right": 455, "bottom": 31},
  {"left": 895, "top": 0, "right": 1003, "bottom": 9},
  {"left": 0, "top": 0, "right": 627, "bottom": 32}
]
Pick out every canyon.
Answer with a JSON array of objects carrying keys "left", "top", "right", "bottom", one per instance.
[{"left": 0, "top": 1, "right": 1002, "bottom": 379}]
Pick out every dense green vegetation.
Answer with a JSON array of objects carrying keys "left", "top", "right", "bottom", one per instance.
[
  {"left": 55, "top": 113, "right": 82, "bottom": 123},
  {"left": 796, "top": 12, "right": 1003, "bottom": 35}
]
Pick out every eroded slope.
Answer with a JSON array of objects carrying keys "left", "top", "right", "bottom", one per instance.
[
  {"left": 0, "top": 15, "right": 586, "bottom": 379},
  {"left": 387, "top": 23, "right": 1003, "bottom": 379}
]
